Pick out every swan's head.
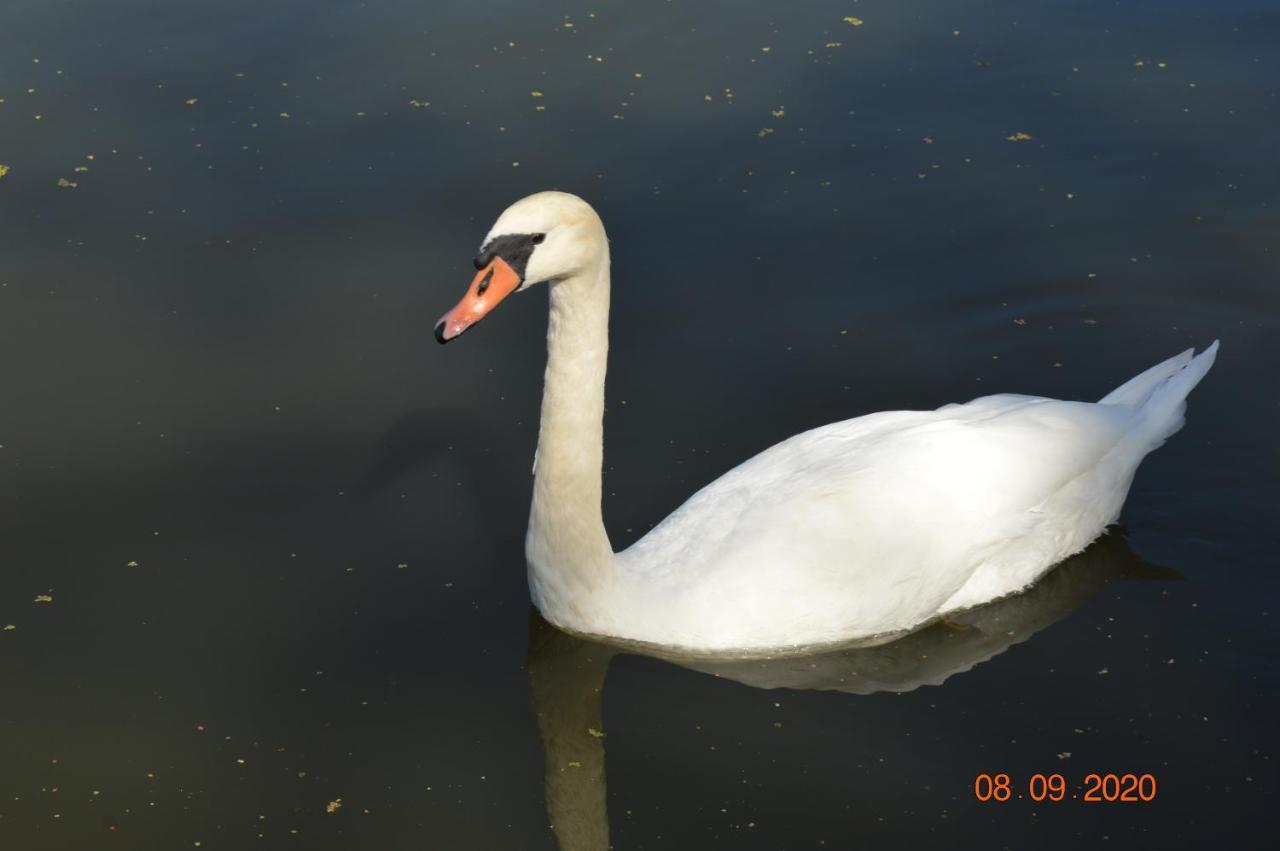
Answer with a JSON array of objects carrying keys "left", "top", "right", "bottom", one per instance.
[{"left": 435, "top": 191, "right": 605, "bottom": 344}]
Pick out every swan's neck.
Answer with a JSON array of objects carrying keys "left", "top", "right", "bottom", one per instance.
[{"left": 526, "top": 240, "right": 618, "bottom": 622}]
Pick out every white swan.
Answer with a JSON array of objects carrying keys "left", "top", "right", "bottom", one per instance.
[{"left": 435, "top": 191, "right": 1218, "bottom": 654}]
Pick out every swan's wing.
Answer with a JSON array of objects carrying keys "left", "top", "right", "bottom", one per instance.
[{"left": 620, "top": 395, "right": 1137, "bottom": 639}]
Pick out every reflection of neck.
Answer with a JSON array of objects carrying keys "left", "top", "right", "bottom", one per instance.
[
  {"left": 526, "top": 239, "right": 618, "bottom": 626},
  {"left": 528, "top": 617, "right": 615, "bottom": 851}
]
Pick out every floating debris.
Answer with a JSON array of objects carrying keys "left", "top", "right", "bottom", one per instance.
[
  {"left": 3, "top": 624, "right": 15, "bottom": 631},
  {"left": 408, "top": 99, "right": 430, "bottom": 108},
  {"left": 127, "top": 560, "right": 140, "bottom": 568},
  {"left": 34, "top": 594, "right": 54, "bottom": 603},
  {"left": 185, "top": 98, "right": 198, "bottom": 106},
  {"left": 0, "top": 164, "right": 8, "bottom": 179},
  {"left": 1005, "top": 131, "right": 1033, "bottom": 141},
  {"left": 326, "top": 798, "right": 343, "bottom": 814},
  {"left": 843, "top": 16, "right": 864, "bottom": 27},
  {"left": 56, "top": 177, "right": 78, "bottom": 188}
]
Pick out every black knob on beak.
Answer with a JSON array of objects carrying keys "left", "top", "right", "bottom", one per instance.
[{"left": 434, "top": 320, "right": 449, "bottom": 345}]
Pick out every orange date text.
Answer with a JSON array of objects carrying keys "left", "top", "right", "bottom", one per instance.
[{"left": 973, "top": 772, "right": 1157, "bottom": 802}]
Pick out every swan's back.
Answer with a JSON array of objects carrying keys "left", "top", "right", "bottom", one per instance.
[{"left": 614, "top": 343, "right": 1217, "bottom": 651}]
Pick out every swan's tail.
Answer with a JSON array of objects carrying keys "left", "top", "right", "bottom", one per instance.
[{"left": 1099, "top": 340, "right": 1219, "bottom": 444}]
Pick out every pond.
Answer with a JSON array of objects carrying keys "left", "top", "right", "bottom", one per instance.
[{"left": 1, "top": 0, "right": 1276, "bottom": 848}]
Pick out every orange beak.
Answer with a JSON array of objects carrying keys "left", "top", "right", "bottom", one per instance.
[{"left": 434, "top": 256, "right": 523, "bottom": 344}]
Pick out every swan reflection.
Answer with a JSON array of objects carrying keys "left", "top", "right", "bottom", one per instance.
[{"left": 526, "top": 532, "right": 1176, "bottom": 850}]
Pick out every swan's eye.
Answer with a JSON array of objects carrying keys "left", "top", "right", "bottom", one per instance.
[{"left": 530, "top": 233, "right": 545, "bottom": 245}]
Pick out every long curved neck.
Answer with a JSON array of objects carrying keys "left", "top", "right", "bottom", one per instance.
[{"left": 526, "top": 235, "right": 617, "bottom": 622}]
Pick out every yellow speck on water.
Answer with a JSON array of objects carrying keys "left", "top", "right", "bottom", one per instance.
[
  {"left": 74, "top": 166, "right": 88, "bottom": 173},
  {"left": 1013, "top": 318, "right": 1028, "bottom": 326},
  {"left": 567, "top": 761, "right": 582, "bottom": 768},
  {"left": 1005, "top": 131, "right": 1033, "bottom": 141},
  {"left": 922, "top": 136, "right": 934, "bottom": 144},
  {"left": 34, "top": 594, "right": 54, "bottom": 603},
  {"left": 326, "top": 799, "right": 342, "bottom": 814},
  {"left": 185, "top": 98, "right": 198, "bottom": 105},
  {"left": 843, "top": 16, "right": 864, "bottom": 27},
  {"left": 587, "top": 727, "right": 605, "bottom": 738},
  {"left": 408, "top": 99, "right": 430, "bottom": 108},
  {"left": 530, "top": 90, "right": 544, "bottom": 97},
  {"left": 825, "top": 42, "right": 843, "bottom": 49},
  {"left": 761, "top": 46, "right": 771, "bottom": 53},
  {"left": 3, "top": 624, "right": 15, "bottom": 631},
  {"left": 757, "top": 127, "right": 774, "bottom": 137},
  {"left": 563, "top": 22, "right": 574, "bottom": 28},
  {"left": 127, "top": 560, "right": 140, "bottom": 567},
  {"left": 771, "top": 106, "right": 785, "bottom": 118},
  {"left": 0, "top": 164, "right": 9, "bottom": 179},
  {"left": 56, "top": 178, "right": 77, "bottom": 188},
  {"left": 511, "top": 161, "right": 520, "bottom": 167},
  {"left": 236, "top": 758, "right": 246, "bottom": 764}
]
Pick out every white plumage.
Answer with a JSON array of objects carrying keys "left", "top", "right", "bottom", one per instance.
[{"left": 439, "top": 191, "right": 1218, "bottom": 654}]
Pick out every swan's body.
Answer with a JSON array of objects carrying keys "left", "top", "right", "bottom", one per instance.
[{"left": 436, "top": 191, "right": 1218, "bottom": 654}]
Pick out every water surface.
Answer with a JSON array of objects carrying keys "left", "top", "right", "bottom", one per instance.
[{"left": 2, "top": 1, "right": 1277, "bottom": 848}]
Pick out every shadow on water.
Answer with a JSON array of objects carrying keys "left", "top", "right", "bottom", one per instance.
[{"left": 527, "top": 531, "right": 1177, "bottom": 850}]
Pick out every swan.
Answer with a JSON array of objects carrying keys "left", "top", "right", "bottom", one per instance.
[{"left": 434, "top": 190, "right": 1218, "bottom": 654}]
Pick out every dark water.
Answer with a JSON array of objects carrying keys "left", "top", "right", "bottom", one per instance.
[{"left": 2, "top": 0, "right": 1277, "bottom": 848}]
